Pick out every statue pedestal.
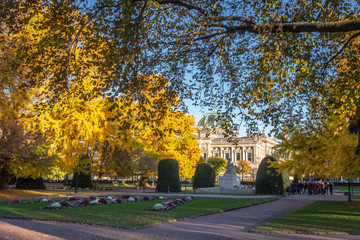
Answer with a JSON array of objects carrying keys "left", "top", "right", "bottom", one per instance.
[{"left": 219, "top": 173, "right": 241, "bottom": 189}]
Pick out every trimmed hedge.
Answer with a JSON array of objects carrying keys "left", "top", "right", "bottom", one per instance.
[
  {"left": 16, "top": 177, "right": 46, "bottom": 189},
  {"left": 156, "top": 159, "right": 181, "bottom": 192},
  {"left": 255, "top": 156, "right": 283, "bottom": 195},
  {"left": 193, "top": 163, "right": 215, "bottom": 188}
]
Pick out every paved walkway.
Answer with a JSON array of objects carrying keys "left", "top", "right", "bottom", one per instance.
[{"left": 0, "top": 193, "right": 357, "bottom": 240}]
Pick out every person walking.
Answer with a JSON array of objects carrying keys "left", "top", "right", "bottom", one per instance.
[
  {"left": 325, "top": 181, "right": 329, "bottom": 194},
  {"left": 308, "top": 181, "right": 313, "bottom": 195},
  {"left": 329, "top": 181, "right": 334, "bottom": 194}
]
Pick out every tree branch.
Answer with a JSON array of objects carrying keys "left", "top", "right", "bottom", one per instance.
[
  {"left": 156, "top": 0, "right": 208, "bottom": 16},
  {"left": 162, "top": 32, "right": 225, "bottom": 45},
  {"left": 152, "top": 1, "right": 360, "bottom": 34},
  {"left": 322, "top": 31, "right": 360, "bottom": 75}
]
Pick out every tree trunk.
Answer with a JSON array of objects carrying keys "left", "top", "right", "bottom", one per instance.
[
  {"left": 63, "top": 174, "right": 69, "bottom": 186},
  {"left": 0, "top": 168, "right": 11, "bottom": 190}
]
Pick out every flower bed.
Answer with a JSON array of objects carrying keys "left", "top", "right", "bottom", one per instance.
[
  {"left": 149, "top": 196, "right": 195, "bottom": 211},
  {"left": 10, "top": 197, "right": 52, "bottom": 204},
  {"left": 8, "top": 195, "right": 193, "bottom": 211},
  {"left": 8, "top": 195, "right": 173, "bottom": 210},
  {"left": 48, "top": 187, "right": 113, "bottom": 191}
]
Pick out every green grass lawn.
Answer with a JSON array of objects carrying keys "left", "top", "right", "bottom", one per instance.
[
  {"left": 254, "top": 200, "right": 360, "bottom": 234},
  {"left": 181, "top": 190, "right": 255, "bottom": 195},
  {"left": 0, "top": 196, "right": 275, "bottom": 228}
]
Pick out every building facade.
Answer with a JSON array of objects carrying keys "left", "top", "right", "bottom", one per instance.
[{"left": 196, "top": 110, "right": 278, "bottom": 180}]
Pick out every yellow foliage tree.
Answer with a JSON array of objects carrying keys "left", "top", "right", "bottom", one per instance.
[
  {"left": 25, "top": 73, "right": 200, "bottom": 180},
  {"left": 273, "top": 118, "right": 360, "bottom": 179},
  {"left": 3, "top": 4, "right": 200, "bottom": 182},
  {"left": 116, "top": 74, "right": 201, "bottom": 179}
]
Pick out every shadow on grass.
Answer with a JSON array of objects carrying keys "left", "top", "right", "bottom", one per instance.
[{"left": 254, "top": 201, "right": 360, "bottom": 234}]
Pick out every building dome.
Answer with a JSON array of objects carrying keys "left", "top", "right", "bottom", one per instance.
[{"left": 198, "top": 110, "right": 226, "bottom": 129}]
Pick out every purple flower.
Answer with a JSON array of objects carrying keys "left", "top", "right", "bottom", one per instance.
[
  {"left": 76, "top": 200, "right": 83, "bottom": 205},
  {"left": 61, "top": 201, "right": 69, "bottom": 207},
  {"left": 122, "top": 195, "right": 130, "bottom": 199},
  {"left": 142, "top": 196, "right": 150, "bottom": 201},
  {"left": 89, "top": 196, "right": 97, "bottom": 200},
  {"left": 69, "top": 196, "right": 78, "bottom": 201},
  {"left": 167, "top": 195, "right": 172, "bottom": 199},
  {"left": 82, "top": 199, "right": 90, "bottom": 205},
  {"left": 116, "top": 198, "right": 123, "bottom": 203},
  {"left": 98, "top": 198, "right": 107, "bottom": 204},
  {"left": 10, "top": 199, "right": 20, "bottom": 204}
]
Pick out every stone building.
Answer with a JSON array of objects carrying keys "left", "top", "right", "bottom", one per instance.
[{"left": 196, "top": 110, "right": 278, "bottom": 180}]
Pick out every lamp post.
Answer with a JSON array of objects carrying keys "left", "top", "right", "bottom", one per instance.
[{"left": 75, "top": 162, "right": 79, "bottom": 193}]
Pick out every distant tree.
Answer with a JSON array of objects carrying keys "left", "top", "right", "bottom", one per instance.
[
  {"left": 207, "top": 157, "right": 227, "bottom": 177},
  {"left": 91, "top": 142, "right": 133, "bottom": 189},
  {"left": 131, "top": 149, "right": 157, "bottom": 188},
  {"left": 237, "top": 160, "right": 252, "bottom": 181},
  {"left": 0, "top": 113, "right": 55, "bottom": 189}
]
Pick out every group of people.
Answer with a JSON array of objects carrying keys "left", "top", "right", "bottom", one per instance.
[{"left": 288, "top": 180, "right": 334, "bottom": 195}]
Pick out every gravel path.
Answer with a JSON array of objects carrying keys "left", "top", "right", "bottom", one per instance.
[{"left": 0, "top": 193, "right": 357, "bottom": 240}]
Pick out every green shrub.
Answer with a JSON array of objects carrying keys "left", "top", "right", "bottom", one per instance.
[
  {"left": 71, "top": 172, "right": 93, "bottom": 189},
  {"left": 207, "top": 157, "right": 227, "bottom": 176},
  {"left": 156, "top": 159, "right": 181, "bottom": 192},
  {"left": 193, "top": 163, "right": 215, "bottom": 188},
  {"left": 16, "top": 177, "right": 46, "bottom": 189},
  {"left": 255, "top": 156, "right": 283, "bottom": 195}
]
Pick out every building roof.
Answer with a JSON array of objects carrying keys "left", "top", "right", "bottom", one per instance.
[{"left": 198, "top": 110, "right": 227, "bottom": 129}]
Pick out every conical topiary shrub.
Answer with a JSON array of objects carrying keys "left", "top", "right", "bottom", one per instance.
[
  {"left": 193, "top": 163, "right": 215, "bottom": 189},
  {"left": 156, "top": 159, "right": 181, "bottom": 192},
  {"left": 255, "top": 156, "right": 283, "bottom": 195}
]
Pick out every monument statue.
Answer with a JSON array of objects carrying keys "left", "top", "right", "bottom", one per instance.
[
  {"left": 219, "top": 160, "right": 241, "bottom": 189},
  {"left": 225, "top": 161, "right": 237, "bottom": 174}
]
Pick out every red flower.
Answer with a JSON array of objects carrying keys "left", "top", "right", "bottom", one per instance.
[{"left": 10, "top": 199, "right": 20, "bottom": 204}]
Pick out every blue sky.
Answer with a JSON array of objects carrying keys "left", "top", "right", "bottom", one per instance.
[{"left": 184, "top": 99, "right": 274, "bottom": 137}]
